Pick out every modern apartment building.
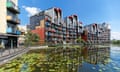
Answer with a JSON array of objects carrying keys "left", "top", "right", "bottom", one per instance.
[
  {"left": 28, "top": 7, "right": 110, "bottom": 44},
  {"left": 83, "top": 23, "right": 111, "bottom": 44},
  {"left": 28, "top": 7, "right": 83, "bottom": 44},
  {"left": 0, "top": 0, "right": 20, "bottom": 48},
  {"left": 64, "top": 15, "right": 83, "bottom": 43}
]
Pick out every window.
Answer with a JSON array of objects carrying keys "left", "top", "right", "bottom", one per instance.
[
  {"left": 7, "top": 26, "right": 12, "bottom": 33},
  {"left": 7, "top": 23, "right": 16, "bottom": 34},
  {"left": 7, "top": 10, "right": 17, "bottom": 19}
]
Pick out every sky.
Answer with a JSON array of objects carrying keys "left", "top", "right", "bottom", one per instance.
[{"left": 18, "top": 0, "right": 120, "bottom": 40}]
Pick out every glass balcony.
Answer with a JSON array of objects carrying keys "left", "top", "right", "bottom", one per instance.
[
  {"left": 7, "top": 15, "right": 20, "bottom": 24},
  {"left": 6, "top": 28, "right": 20, "bottom": 35},
  {"left": 16, "top": 30, "right": 21, "bottom": 35},
  {"left": 6, "top": 27, "right": 12, "bottom": 33},
  {"left": 7, "top": 0, "right": 20, "bottom": 13}
]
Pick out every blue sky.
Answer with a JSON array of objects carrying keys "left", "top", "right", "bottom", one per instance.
[{"left": 19, "top": 0, "right": 120, "bottom": 40}]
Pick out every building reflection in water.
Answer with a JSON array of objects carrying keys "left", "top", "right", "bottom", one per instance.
[
  {"left": 82, "top": 46, "right": 110, "bottom": 64},
  {"left": 79, "top": 46, "right": 110, "bottom": 72},
  {"left": 0, "top": 45, "right": 113, "bottom": 72},
  {"left": 42, "top": 46, "right": 110, "bottom": 72}
]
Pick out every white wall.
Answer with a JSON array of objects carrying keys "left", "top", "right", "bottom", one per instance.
[
  {"left": 0, "top": 0, "right": 7, "bottom": 33},
  {"left": 11, "top": 0, "right": 18, "bottom": 6}
]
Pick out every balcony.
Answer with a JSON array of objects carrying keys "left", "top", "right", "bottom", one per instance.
[
  {"left": 58, "top": 27, "right": 62, "bottom": 30},
  {"left": 54, "top": 18, "right": 58, "bottom": 24},
  {"left": 7, "top": 0, "right": 20, "bottom": 13},
  {"left": 7, "top": 15, "right": 20, "bottom": 24},
  {"left": 6, "top": 27, "right": 20, "bottom": 35},
  {"left": 16, "top": 30, "right": 21, "bottom": 35},
  {"left": 45, "top": 17, "right": 51, "bottom": 22},
  {"left": 45, "top": 22, "right": 51, "bottom": 27}
]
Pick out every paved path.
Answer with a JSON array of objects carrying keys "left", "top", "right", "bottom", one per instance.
[
  {"left": 0, "top": 47, "right": 29, "bottom": 65},
  {"left": 29, "top": 46, "right": 48, "bottom": 50},
  {"left": 0, "top": 46, "right": 48, "bottom": 65},
  {"left": 0, "top": 46, "right": 25, "bottom": 57}
]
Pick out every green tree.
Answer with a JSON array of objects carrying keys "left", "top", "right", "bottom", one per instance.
[
  {"left": 25, "top": 31, "right": 40, "bottom": 46},
  {"left": 76, "top": 37, "right": 86, "bottom": 45},
  {"left": 112, "top": 40, "right": 120, "bottom": 44}
]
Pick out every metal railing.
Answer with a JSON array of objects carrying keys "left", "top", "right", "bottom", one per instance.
[
  {"left": 0, "top": 46, "right": 28, "bottom": 58},
  {"left": 7, "top": 0, "right": 20, "bottom": 13}
]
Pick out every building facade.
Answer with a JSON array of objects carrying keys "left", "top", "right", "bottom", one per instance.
[
  {"left": 28, "top": 7, "right": 110, "bottom": 44},
  {"left": 0, "top": 0, "right": 20, "bottom": 48},
  {"left": 64, "top": 15, "right": 83, "bottom": 43},
  {"left": 82, "top": 23, "right": 111, "bottom": 44},
  {"left": 18, "top": 25, "right": 27, "bottom": 46},
  {"left": 28, "top": 7, "right": 83, "bottom": 44}
]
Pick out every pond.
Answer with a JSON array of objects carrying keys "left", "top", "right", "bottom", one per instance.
[{"left": 0, "top": 45, "right": 120, "bottom": 72}]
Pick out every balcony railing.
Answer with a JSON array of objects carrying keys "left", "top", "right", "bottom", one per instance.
[
  {"left": 7, "top": 0, "right": 20, "bottom": 13},
  {"left": 6, "top": 27, "right": 21, "bottom": 35},
  {"left": 16, "top": 30, "right": 21, "bottom": 35},
  {"left": 54, "top": 18, "right": 58, "bottom": 24},
  {"left": 7, "top": 15, "right": 20, "bottom": 24}
]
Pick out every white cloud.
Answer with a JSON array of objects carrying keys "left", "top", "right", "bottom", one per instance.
[
  {"left": 111, "top": 31, "right": 120, "bottom": 40},
  {"left": 22, "top": 6, "right": 41, "bottom": 17}
]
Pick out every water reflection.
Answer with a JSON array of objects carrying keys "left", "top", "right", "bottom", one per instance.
[
  {"left": 83, "top": 46, "right": 110, "bottom": 65},
  {"left": 79, "top": 46, "right": 111, "bottom": 72},
  {"left": 43, "top": 46, "right": 111, "bottom": 72},
  {"left": 1, "top": 45, "right": 120, "bottom": 72}
]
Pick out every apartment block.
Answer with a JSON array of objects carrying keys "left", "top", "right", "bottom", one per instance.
[
  {"left": 0, "top": 0, "right": 20, "bottom": 48},
  {"left": 28, "top": 7, "right": 110, "bottom": 44},
  {"left": 83, "top": 23, "right": 110, "bottom": 44},
  {"left": 28, "top": 7, "right": 83, "bottom": 44},
  {"left": 64, "top": 15, "right": 83, "bottom": 43}
]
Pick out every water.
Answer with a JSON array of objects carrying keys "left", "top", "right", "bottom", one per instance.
[
  {"left": 0, "top": 45, "right": 120, "bottom": 72},
  {"left": 78, "top": 45, "right": 120, "bottom": 72}
]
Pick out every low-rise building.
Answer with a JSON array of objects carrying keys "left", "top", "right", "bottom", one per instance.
[{"left": 17, "top": 25, "right": 27, "bottom": 46}]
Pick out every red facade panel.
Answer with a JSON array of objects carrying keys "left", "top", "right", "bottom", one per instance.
[
  {"left": 81, "top": 35, "right": 88, "bottom": 42},
  {"left": 31, "top": 28, "right": 45, "bottom": 43}
]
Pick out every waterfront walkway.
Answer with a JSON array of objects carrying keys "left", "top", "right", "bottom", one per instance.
[
  {"left": 0, "top": 47, "right": 29, "bottom": 65},
  {"left": 0, "top": 46, "right": 48, "bottom": 65}
]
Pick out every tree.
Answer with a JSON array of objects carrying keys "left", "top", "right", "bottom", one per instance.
[
  {"left": 112, "top": 40, "right": 120, "bottom": 44},
  {"left": 25, "top": 31, "right": 40, "bottom": 46},
  {"left": 76, "top": 37, "right": 86, "bottom": 45}
]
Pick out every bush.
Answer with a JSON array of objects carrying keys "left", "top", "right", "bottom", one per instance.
[
  {"left": 76, "top": 37, "right": 87, "bottom": 45},
  {"left": 24, "top": 31, "right": 40, "bottom": 47},
  {"left": 112, "top": 40, "right": 120, "bottom": 44}
]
